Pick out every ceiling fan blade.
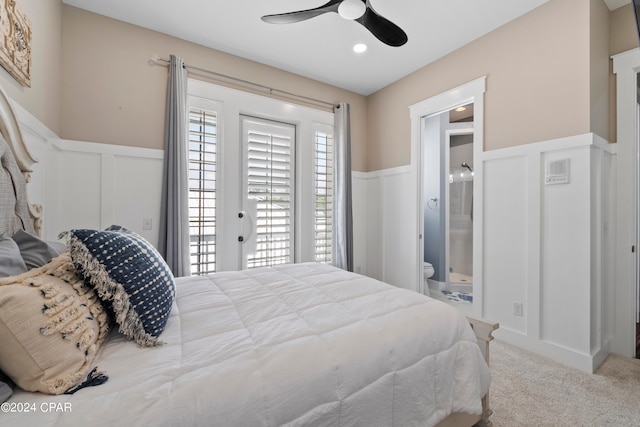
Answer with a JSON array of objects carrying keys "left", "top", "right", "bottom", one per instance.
[
  {"left": 261, "top": 0, "right": 342, "bottom": 24},
  {"left": 356, "top": 4, "right": 408, "bottom": 47}
]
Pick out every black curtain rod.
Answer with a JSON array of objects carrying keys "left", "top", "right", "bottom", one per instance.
[{"left": 151, "top": 54, "right": 338, "bottom": 109}]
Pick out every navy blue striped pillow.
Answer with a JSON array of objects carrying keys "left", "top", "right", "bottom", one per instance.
[{"left": 67, "top": 226, "right": 175, "bottom": 347}]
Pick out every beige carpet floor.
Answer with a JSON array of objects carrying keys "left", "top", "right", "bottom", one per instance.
[{"left": 488, "top": 340, "right": 640, "bottom": 426}]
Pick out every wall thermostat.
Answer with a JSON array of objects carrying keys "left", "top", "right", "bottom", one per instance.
[{"left": 545, "top": 158, "right": 570, "bottom": 185}]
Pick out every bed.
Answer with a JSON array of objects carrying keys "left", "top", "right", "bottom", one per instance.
[{"left": 0, "top": 85, "right": 498, "bottom": 427}]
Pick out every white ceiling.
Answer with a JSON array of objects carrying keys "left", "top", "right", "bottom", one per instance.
[
  {"left": 604, "top": 0, "right": 631, "bottom": 10},
  {"left": 62, "top": 0, "right": 628, "bottom": 95}
]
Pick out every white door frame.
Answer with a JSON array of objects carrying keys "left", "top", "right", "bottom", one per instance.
[
  {"left": 410, "top": 76, "right": 486, "bottom": 317},
  {"left": 613, "top": 48, "right": 640, "bottom": 357}
]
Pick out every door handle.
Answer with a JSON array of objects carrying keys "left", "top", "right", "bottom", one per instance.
[{"left": 238, "top": 210, "right": 254, "bottom": 243}]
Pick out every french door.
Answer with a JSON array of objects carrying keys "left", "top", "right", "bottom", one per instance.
[
  {"left": 240, "top": 116, "right": 295, "bottom": 269},
  {"left": 187, "top": 79, "right": 335, "bottom": 274}
]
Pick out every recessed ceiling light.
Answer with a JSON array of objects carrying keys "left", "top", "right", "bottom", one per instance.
[
  {"left": 353, "top": 43, "right": 367, "bottom": 53},
  {"left": 454, "top": 106, "right": 466, "bottom": 112}
]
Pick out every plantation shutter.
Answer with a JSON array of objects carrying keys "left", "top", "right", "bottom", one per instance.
[
  {"left": 242, "top": 116, "right": 295, "bottom": 268},
  {"left": 314, "top": 129, "right": 334, "bottom": 264},
  {"left": 188, "top": 107, "right": 217, "bottom": 275}
]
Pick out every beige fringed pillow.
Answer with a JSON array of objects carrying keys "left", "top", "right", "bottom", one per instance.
[{"left": 0, "top": 253, "right": 111, "bottom": 395}]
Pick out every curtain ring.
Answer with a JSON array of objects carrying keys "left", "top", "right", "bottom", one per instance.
[{"left": 427, "top": 197, "right": 438, "bottom": 209}]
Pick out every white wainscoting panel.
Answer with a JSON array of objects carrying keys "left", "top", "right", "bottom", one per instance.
[
  {"left": 540, "top": 148, "right": 592, "bottom": 353},
  {"left": 46, "top": 147, "right": 102, "bottom": 232},
  {"left": 482, "top": 133, "right": 616, "bottom": 372},
  {"left": 352, "top": 166, "right": 416, "bottom": 291},
  {"left": 539, "top": 148, "right": 591, "bottom": 353},
  {"left": 483, "top": 155, "right": 529, "bottom": 334},
  {"left": 45, "top": 140, "right": 164, "bottom": 247},
  {"left": 352, "top": 172, "right": 373, "bottom": 277},
  {"left": 381, "top": 167, "right": 416, "bottom": 291},
  {"left": 111, "top": 155, "right": 164, "bottom": 242}
]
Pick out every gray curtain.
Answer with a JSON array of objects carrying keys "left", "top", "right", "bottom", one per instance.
[
  {"left": 159, "top": 54, "right": 191, "bottom": 277},
  {"left": 333, "top": 102, "right": 354, "bottom": 272}
]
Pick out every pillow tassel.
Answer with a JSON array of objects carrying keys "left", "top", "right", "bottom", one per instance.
[{"left": 63, "top": 367, "right": 108, "bottom": 395}]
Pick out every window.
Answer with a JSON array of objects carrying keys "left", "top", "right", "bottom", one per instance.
[
  {"left": 188, "top": 107, "right": 217, "bottom": 275},
  {"left": 314, "top": 129, "right": 333, "bottom": 263}
]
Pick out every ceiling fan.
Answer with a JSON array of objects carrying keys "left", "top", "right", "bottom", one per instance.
[{"left": 261, "top": 0, "right": 408, "bottom": 47}]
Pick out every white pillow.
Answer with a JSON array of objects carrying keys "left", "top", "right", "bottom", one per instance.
[{"left": 0, "top": 254, "right": 111, "bottom": 395}]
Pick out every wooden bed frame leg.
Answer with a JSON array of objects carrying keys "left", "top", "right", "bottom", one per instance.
[{"left": 466, "top": 315, "right": 499, "bottom": 427}]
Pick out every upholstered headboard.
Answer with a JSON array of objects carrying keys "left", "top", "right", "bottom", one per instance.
[{"left": 0, "top": 86, "right": 41, "bottom": 237}]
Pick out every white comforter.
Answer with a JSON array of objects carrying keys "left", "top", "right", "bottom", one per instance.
[{"left": 4, "top": 263, "right": 490, "bottom": 426}]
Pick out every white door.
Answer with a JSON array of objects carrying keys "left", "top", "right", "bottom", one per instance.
[{"left": 240, "top": 116, "right": 296, "bottom": 269}]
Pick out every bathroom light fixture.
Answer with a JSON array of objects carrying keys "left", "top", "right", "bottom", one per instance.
[
  {"left": 338, "top": 0, "right": 366, "bottom": 20},
  {"left": 353, "top": 43, "right": 367, "bottom": 53}
]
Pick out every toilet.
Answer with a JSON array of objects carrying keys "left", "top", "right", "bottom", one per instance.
[
  {"left": 423, "top": 262, "right": 435, "bottom": 279},
  {"left": 423, "top": 262, "right": 435, "bottom": 295}
]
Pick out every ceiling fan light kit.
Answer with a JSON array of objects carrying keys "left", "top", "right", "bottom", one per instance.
[
  {"left": 261, "top": 0, "right": 408, "bottom": 47},
  {"left": 338, "top": 0, "right": 366, "bottom": 20}
]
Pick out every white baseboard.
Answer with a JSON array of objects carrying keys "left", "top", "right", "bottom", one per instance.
[{"left": 494, "top": 327, "right": 605, "bottom": 374}]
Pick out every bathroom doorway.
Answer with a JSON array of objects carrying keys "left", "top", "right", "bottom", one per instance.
[
  {"left": 422, "top": 106, "right": 474, "bottom": 312},
  {"left": 410, "top": 76, "right": 485, "bottom": 318}
]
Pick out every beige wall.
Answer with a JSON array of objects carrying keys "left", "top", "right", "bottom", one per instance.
[
  {"left": 367, "top": 0, "right": 596, "bottom": 171},
  {"left": 611, "top": 3, "right": 638, "bottom": 55},
  {"left": 0, "top": 0, "right": 62, "bottom": 134},
  {"left": 60, "top": 6, "right": 368, "bottom": 171},
  {"left": 591, "top": 0, "right": 611, "bottom": 141}
]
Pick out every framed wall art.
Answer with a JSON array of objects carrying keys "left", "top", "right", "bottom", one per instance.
[{"left": 0, "top": 0, "right": 31, "bottom": 87}]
